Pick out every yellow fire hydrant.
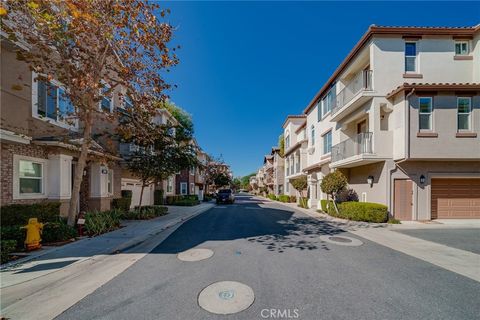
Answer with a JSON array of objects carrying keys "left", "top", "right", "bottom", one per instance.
[{"left": 21, "top": 218, "right": 44, "bottom": 251}]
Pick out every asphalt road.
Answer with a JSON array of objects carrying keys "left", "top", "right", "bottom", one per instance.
[{"left": 57, "top": 195, "right": 480, "bottom": 320}]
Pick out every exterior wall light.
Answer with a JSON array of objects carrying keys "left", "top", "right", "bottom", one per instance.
[
  {"left": 420, "top": 175, "right": 426, "bottom": 185},
  {"left": 367, "top": 175, "right": 374, "bottom": 187}
]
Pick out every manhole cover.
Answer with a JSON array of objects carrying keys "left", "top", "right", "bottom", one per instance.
[
  {"left": 329, "top": 236, "right": 353, "bottom": 243},
  {"left": 319, "top": 235, "right": 363, "bottom": 246},
  {"left": 198, "top": 281, "right": 254, "bottom": 314},
  {"left": 177, "top": 248, "right": 214, "bottom": 262}
]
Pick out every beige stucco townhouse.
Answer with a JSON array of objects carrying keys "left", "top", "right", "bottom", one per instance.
[{"left": 301, "top": 25, "right": 480, "bottom": 220}]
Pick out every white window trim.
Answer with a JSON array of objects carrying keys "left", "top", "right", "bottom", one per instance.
[
  {"left": 457, "top": 97, "right": 472, "bottom": 132},
  {"left": 180, "top": 182, "right": 188, "bottom": 195},
  {"left": 405, "top": 41, "right": 418, "bottom": 73},
  {"left": 13, "top": 155, "right": 48, "bottom": 200},
  {"left": 167, "top": 176, "right": 174, "bottom": 193},
  {"left": 454, "top": 41, "right": 470, "bottom": 56},
  {"left": 190, "top": 182, "right": 195, "bottom": 194},
  {"left": 310, "top": 125, "right": 316, "bottom": 146},
  {"left": 418, "top": 97, "right": 433, "bottom": 131},
  {"left": 322, "top": 130, "right": 332, "bottom": 155},
  {"left": 32, "top": 72, "right": 79, "bottom": 131}
]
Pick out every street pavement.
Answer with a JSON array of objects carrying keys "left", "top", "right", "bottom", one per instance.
[{"left": 57, "top": 194, "right": 480, "bottom": 320}]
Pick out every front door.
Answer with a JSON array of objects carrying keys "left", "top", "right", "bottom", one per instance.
[
  {"left": 394, "top": 179, "right": 413, "bottom": 220},
  {"left": 357, "top": 120, "right": 367, "bottom": 134}
]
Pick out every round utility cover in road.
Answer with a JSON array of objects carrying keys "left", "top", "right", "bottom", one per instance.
[
  {"left": 177, "top": 248, "right": 214, "bottom": 262},
  {"left": 319, "top": 235, "right": 363, "bottom": 246},
  {"left": 198, "top": 281, "right": 255, "bottom": 314}
]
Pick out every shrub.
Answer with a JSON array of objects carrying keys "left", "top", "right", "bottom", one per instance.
[
  {"left": 388, "top": 218, "right": 401, "bottom": 224},
  {"left": 123, "top": 205, "right": 168, "bottom": 220},
  {"left": 289, "top": 195, "right": 297, "bottom": 203},
  {"left": 329, "top": 202, "right": 388, "bottom": 223},
  {"left": 320, "top": 199, "right": 333, "bottom": 212},
  {"left": 111, "top": 197, "right": 132, "bottom": 212},
  {"left": 166, "top": 195, "right": 199, "bottom": 206},
  {"left": 1, "top": 202, "right": 61, "bottom": 226},
  {"left": 1, "top": 240, "right": 17, "bottom": 264},
  {"left": 42, "top": 222, "right": 78, "bottom": 243},
  {"left": 84, "top": 210, "right": 121, "bottom": 236},
  {"left": 0, "top": 225, "right": 26, "bottom": 249},
  {"left": 336, "top": 188, "right": 359, "bottom": 203},
  {"left": 267, "top": 194, "right": 277, "bottom": 201},
  {"left": 298, "top": 197, "right": 309, "bottom": 208},
  {"left": 277, "top": 195, "right": 290, "bottom": 203}
]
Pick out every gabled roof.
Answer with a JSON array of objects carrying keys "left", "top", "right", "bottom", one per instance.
[
  {"left": 386, "top": 83, "right": 480, "bottom": 99},
  {"left": 303, "top": 24, "right": 480, "bottom": 114}
]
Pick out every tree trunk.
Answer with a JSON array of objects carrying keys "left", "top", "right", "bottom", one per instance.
[
  {"left": 67, "top": 113, "right": 93, "bottom": 226},
  {"left": 138, "top": 183, "right": 146, "bottom": 207}
]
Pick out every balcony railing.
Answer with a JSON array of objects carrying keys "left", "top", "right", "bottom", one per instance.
[
  {"left": 331, "top": 132, "right": 373, "bottom": 163},
  {"left": 332, "top": 70, "right": 372, "bottom": 115}
]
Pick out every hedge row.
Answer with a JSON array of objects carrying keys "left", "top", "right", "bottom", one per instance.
[
  {"left": 321, "top": 201, "right": 388, "bottom": 223},
  {"left": 266, "top": 194, "right": 297, "bottom": 203},
  {"left": 124, "top": 206, "right": 168, "bottom": 220},
  {"left": 166, "top": 195, "right": 199, "bottom": 206},
  {"left": 1, "top": 202, "right": 61, "bottom": 226}
]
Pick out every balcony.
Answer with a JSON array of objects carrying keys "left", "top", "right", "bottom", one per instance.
[
  {"left": 330, "top": 132, "right": 389, "bottom": 168},
  {"left": 331, "top": 70, "right": 374, "bottom": 121}
]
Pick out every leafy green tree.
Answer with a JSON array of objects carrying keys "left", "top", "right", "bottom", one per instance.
[
  {"left": 278, "top": 134, "right": 285, "bottom": 157},
  {"left": 320, "top": 170, "right": 348, "bottom": 213},
  {"left": 240, "top": 173, "right": 256, "bottom": 189},
  {"left": 290, "top": 176, "right": 308, "bottom": 208},
  {"left": 214, "top": 173, "right": 232, "bottom": 188}
]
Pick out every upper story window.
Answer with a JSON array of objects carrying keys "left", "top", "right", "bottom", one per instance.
[
  {"left": 19, "top": 160, "right": 43, "bottom": 194},
  {"left": 100, "top": 83, "right": 113, "bottom": 112},
  {"left": 190, "top": 167, "right": 195, "bottom": 175},
  {"left": 321, "top": 86, "right": 336, "bottom": 118},
  {"left": 455, "top": 41, "right": 469, "bottom": 55},
  {"left": 322, "top": 131, "right": 332, "bottom": 155},
  {"left": 310, "top": 125, "right": 315, "bottom": 145},
  {"left": 107, "top": 169, "right": 113, "bottom": 195},
  {"left": 457, "top": 97, "right": 472, "bottom": 131},
  {"left": 285, "top": 132, "right": 290, "bottom": 149},
  {"left": 34, "top": 76, "right": 76, "bottom": 128},
  {"left": 419, "top": 97, "right": 433, "bottom": 131},
  {"left": 405, "top": 42, "right": 417, "bottom": 73}
]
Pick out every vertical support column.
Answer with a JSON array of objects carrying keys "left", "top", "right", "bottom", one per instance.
[{"left": 48, "top": 154, "right": 72, "bottom": 199}]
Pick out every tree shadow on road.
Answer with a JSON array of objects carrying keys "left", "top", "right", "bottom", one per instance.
[{"left": 153, "top": 195, "right": 345, "bottom": 254}]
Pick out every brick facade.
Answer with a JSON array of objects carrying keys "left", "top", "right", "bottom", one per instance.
[{"left": 175, "top": 168, "right": 195, "bottom": 195}]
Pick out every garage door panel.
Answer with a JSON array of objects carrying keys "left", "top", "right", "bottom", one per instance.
[{"left": 431, "top": 178, "right": 480, "bottom": 219}]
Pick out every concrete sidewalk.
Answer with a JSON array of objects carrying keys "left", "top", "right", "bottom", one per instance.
[{"left": 1, "top": 202, "right": 215, "bottom": 288}]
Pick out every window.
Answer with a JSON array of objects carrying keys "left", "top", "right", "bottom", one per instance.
[
  {"left": 189, "top": 167, "right": 195, "bottom": 175},
  {"left": 323, "top": 131, "right": 332, "bottom": 154},
  {"left": 289, "top": 155, "right": 294, "bottom": 174},
  {"left": 285, "top": 158, "right": 290, "bottom": 176},
  {"left": 167, "top": 176, "right": 173, "bottom": 193},
  {"left": 19, "top": 160, "right": 43, "bottom": 194},
  {"left": 321, "top": 86, "right": 336, "bottom": 117},
  {"left": 100, "top": 84, "right": 113, "bottom": 112},
  {"left": 107, "top": 169, "right": 113, "bottom": 195},
  {"left": 35, "top": 78, "right": 75, "bottom": 125},
  {"left": 190, "top": 183, "right": 195, "bottom": 194},
  {"left": 295, "top": 152, "right": 300, "bottom": 173},
  {"left": 457, "top": 97, "right": 472, "bottom": 131},
  {"left": 180, "top": 182, "right": 188, "bottom": 195},
  {"left": 285, "top": 132, "right": 290, "bottom": 149},
  {"left": 286, "top": 180, "right": 289, "bottom": 192},
  {"left": 455, "top": 41, "right": 469, "bottom": 55},
  {"left": 419, "top": 97, "right": 433, "bottom": 130},
  {"left": 310, "top": 125, "right": 316, "bottom": 145},
  {"left": 405, "top": 42, "right": 417, "bottom": 72}
]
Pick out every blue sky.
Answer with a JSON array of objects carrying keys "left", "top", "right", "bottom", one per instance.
[{"left": 162, "top": 1, "right": 480, "bottom": 177}]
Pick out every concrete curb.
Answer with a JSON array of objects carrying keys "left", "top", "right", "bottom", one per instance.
[
  {"left": 1, "top": 204, "right": 215, "bottom": 270},
  {"left": 110, "top": 203, "right": 215, "bottom": 254}
]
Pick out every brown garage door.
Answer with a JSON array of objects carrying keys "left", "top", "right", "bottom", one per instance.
[{"left": 431, "top": 178, "right": 480, "bottom": 219}]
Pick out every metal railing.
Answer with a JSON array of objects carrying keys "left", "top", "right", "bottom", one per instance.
[
  {"left": 331, "top": 132, "right": 373, "bottom": 163},
  {"left": 332, "top": 70, "right": 373, "bottom": 115}
]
